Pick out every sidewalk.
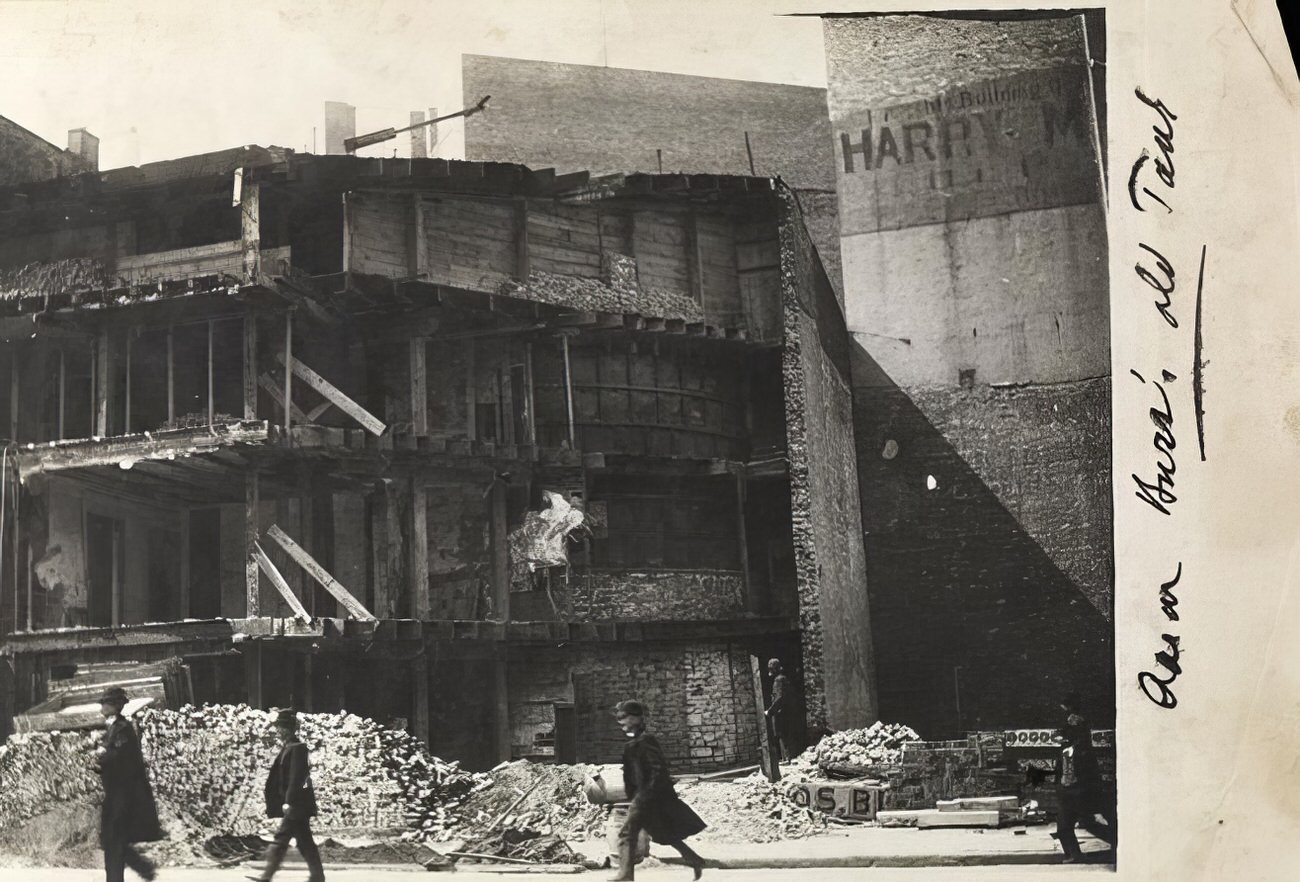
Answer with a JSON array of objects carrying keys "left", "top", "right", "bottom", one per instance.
[{"left": 649, "top": 825, "right": 1115, "bottom": 869}]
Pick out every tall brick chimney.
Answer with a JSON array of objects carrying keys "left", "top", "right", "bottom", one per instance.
[
  {"left": 67, "top": 128, "right": 99, "bottom": 171},
  {"left": 324, "top": 101, "right": 356, "bottom": 154},
  {"left": 409, "top": 111, "right": 427, "bottom": 158}
]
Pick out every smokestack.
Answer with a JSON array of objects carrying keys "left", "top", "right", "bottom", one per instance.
[
  {"left": 67, "top": 128, "right": 99, "bottom": 171},
  {"left": 324, "top": 101, "right": 356, "bottom": 154},
  {"left": 428, "top": 107, "right": 439, "bottom": 153},
  {"left": 409, "top": 111, "right": 427, "bottom": 158}
]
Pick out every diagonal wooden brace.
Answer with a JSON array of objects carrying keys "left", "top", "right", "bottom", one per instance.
[
  {"left": 258, "top": 372, "right": 309, "bottom": 424},
  {"left": 266, "top": 523, "right": 377, "bottom": 622},
  {"left": 253, "top": 540, "right": 311, "bottom": 623},
  {"left": 275, "top": 352, "right": 386, "bottom": 436}
]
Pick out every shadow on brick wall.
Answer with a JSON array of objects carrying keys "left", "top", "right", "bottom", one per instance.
[{"left": 850, "top": 342, "right": 1114, "bottom": 739}]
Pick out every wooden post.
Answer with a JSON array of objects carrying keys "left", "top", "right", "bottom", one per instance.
[
  {"left": 412, "top": 651, "right": 431, "bottom": 746},
  {"left": 240, "top": 176, "right": 260, "bottom": 283},
  {"left": 245, "top": 469, "right": 260, "bottom": 616},
  {"left": 490, "top": 479, "right": 509, "bottom": 622},
  {"left": 57, "top": 349, "right": 66, "bottom": 440},
  {"left": 515, "top": 198, "right": 530, "bottom": 281},
  {"left": 243, "top": 310, "right": 258, "bottom": 420},
  {"left": 408, "top": 193, "right": 426, "bottom": 278},
  {"left": 465, "top": 338, "right": 477, "bottom": 441},
  {"left": 751, "top": 655, "right": 781, "bottom": 783},
  {"left": 410, "top": 480, "right": 429, "bottom": 619},
  {"left": 494, "top": 653, "right": 512, "bottom": 763},
  {"left": 688, "top": 212, "right": 705, "bottom": 309},
  {"left": 736, "top": 470, "right": 753, "bottom": 612},
  {"left": 123, "top": 332, "right": 132, "bottom": 435},
  {"left": 283, "top": 311, "right": 294, "bottom": 431},
  {"left": 179, "top": 510, "right": 191, "bottom": 617},
  {"left": 9, "top": 348, "right": 19, "bottom": 442},
  {"left": 110, "top": 519, "right": 121, "bottom": 628},
  {"left": 166, "top": 325, "right": 175, "bottom": 425},
  {"left": 206, "top": 320, "right": 215, "bottom": 426},
  {"left": 409, "top": 338, "right": 428, "bottom": 436},
  {"left": 524, "top": 342, "right": 537, "bottom": 444},
  {"left": 244, "top": 641, "right": 264, "bottom": 709},
  {"left": 94, "top": 330, "right": 109, "bottom": 437},
  {"left": 560, "top": 335, "right": 575, "bottom": 447}
]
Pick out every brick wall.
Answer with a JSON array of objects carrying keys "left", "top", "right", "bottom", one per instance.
[
  {"left": 553, "top": 569, "right": 747, "bottom": 622},
  {"left": 0, "top": 116, "right": 92, "bottom": 187},
  {"left": 509, "top": 642, "right": 760, "bottom": 773},
  {"left": 779, "top": 189, "right": 876, "bottom": 734}
]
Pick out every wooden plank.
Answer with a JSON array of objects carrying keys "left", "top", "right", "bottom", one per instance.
[
  {"left": 409, "top": 338, "right": 428, "bottom": 436},
  {"left": 245, "top": 469, "right": 260, "bottom": 616},
  {"left": 240, "top": 177, "right": 260, "bottom": 282},
  {"left": 258, "top": 373, "right": 309, "bottom": 424},
  {"left": 242, "top": 310, "right": 257, "bottom": 420},
  {"left": 253, "top": 541, "right": 310, "bottom": 623},
  {"left": 515, "top": 198, "right": 529, "bottom": 280},
  {"left": 490, "top": 480, "right": 509, "bottom": 622},
  {"left": 266, "top": 523, "right": 377, "bottom": 622},
  {"left": 751, "top": 655, "right": 781, "bottom": 783},
  {"left": 276, "top": 352, "right": 387, "bottom": 436},
  {"left": 94, "top": 330, "right": 109, "bottom": 436},
  {"left": 410, "top": 481, "right": 429, "bottom": 619}
]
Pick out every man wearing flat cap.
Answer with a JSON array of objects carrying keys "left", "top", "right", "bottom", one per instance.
[
  {"left": 611, "top": 699, "right": 707, "bottom": 881},
  {"left": 250, "top": 708, "right": 324, "bottom": 882},
  {"left": 95, "top": 687, "right": 162, "bottom": 882}
]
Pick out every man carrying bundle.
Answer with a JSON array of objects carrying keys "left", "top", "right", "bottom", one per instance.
[
  {"left": 95, "top": 686, "right": 162, "bottom": 882},
  {"left": 248, "top": 709, "right": 325, "bottom": 882}
]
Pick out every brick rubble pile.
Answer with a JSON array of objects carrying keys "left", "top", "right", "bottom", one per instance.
[
  {"left": 498, "top": 272, "right": 704, "bottom": 323},
  {"left": 676, "top": 777, "right": 829, "bottom": 843},
  {"left": 798, "top": 721, "right": 923, "bottom": 770}
]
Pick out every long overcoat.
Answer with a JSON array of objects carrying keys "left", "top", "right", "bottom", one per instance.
[
  {"left": 264, "top": 739, "right": 320, "bottom": 819},
  {"left": 96, "top": 716, "right": 163, "bottom": 847},
  {"left": 621, "top": 731, "right": 706, "bottom": 844}
]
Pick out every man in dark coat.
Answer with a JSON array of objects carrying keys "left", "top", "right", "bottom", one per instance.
[
  {"left": 763, "top": 659, "right": 794, "bottom": 762},
  {"left": 1055, "top": 693, "right": 1117, "bottom": 863},
  {"left": 95, "top": 687, "right": 161, "bottom": 882},
  {"left": 249, "top": 709, "right": 324, "bottom": 882},
  {"left": 611, "top": 700, "right": 706, "bottom": 882}
]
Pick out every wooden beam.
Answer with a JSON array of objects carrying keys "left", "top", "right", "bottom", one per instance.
[
  {"left": 283, "top": 310, "right": 293, "bottom": 431},
  {"left": 243, "top": 310, "right": 257, "bottom": 420},
  {"left": 180, "top": 509, "right": 191, "bottom": 617},
  {"left": 751, "top": 655, "right": 781, "bottom": 783},
  {"left": 166, "top": 325, "right": 175, "bottom": 425},
  {"left": 123, "top": 333, "right": 132, "bottom": 435},
  {"left": 411, "top": 652, "right": 430, "bottom": 746},
  {"left": 246, "top": 469, "right": 260, "bottom": 616},
  {"left": 409, "top": 338, "right": 428, "bottom": 436},
  {"left": 515, "top": 198, "right": 530, "bottom": 281},
  {"left": 524, "top": 342, "right": 537, "bottom": 444},
  {"left": 490, "top": 479, "right": 509, "bottom": 622},
  {"left": 276, "top": 352, "right": 387, "bottom": 436},
  {"left": 737, "top": 470, "right": 754, "bottom": 612},
  {"left": 9, "top": 348, "right": 19, "bottom": 442},
  {"left": 240, "top": 176, "right": 260, "bottom": 283},
  {"left": 689, "top": 212, "right": 705, "bottom": 310},
  {"left": 306, "top": 401, "right": 334, "bottom": 422},
  {"left": 253, "top": 540, "right": 311, "bottom": 623},
  {"left": 266, "top": 523, "right": 376, "bottom": 622},
  {"left": 206, "top": 320, "right": 215, "bottom": 426},
  {"left": 258, "top": 373, "right": 309, "bottom": 424},
  {"left": 408, "top": 193, "right": 426, "bottom": 278},
  {"left": 494, "top": 655, "right": 511, "bottom": 763},
  {"left": 410, "top": 480, "right": 429, "bottom": 619},
  {"left": 244, "top": 641, "right": 264, "bottom": 709},
  {"left": 57, "top": 348, "right": 66, "bottom": 440},
  {"left": 560, "top": 334, "right": 575, "bottom": 447},
  {"left": 465, "top": 338, "right": 476, "bottom": 441},
  {"left": 94, "top": 330, "right": 110, "bottom": 436},
  {"left": 14, "top": 421, "right": 270, "bottom": 479}
]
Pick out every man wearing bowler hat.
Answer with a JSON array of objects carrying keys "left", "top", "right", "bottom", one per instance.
[
  {"left": 610, "top": 699, "right": 706, "bottom": 881},
  {"left": 249, "top": 709, "right": 324, "bottom": 882},
  {"left": 95, "top": 686, "right": 162, "bottom": 882}
]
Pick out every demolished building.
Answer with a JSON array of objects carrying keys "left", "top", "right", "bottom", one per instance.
[{"left": 0, "top": 146, "right": 870, "bottom": 772}]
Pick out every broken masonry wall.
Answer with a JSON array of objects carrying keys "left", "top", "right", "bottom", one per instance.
[
  {"left": 508, "top": 642, "right": 760, "bottom": 773},
  {"left": 0, "top": 115, "right": 93, "bottom": 188},
  {"left": 778, "top": 188, "right": 877, "bottom": 735},
  {"left": 510, "top": 570, "right": 747, "bottom": 623},
  {"left": 824, "top": 14, "right": 1114, "bottom": 736}
]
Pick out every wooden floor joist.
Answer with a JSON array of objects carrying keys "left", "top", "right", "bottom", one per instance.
[{"left": 265, "top": 524, "right": 377, "bottom": 622}]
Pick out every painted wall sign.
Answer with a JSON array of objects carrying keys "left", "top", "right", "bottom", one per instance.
[
  {"left": 1004, "top": 728, "right": 1116, "bottom": 748},
  {"left": 832, "top": 67, "right": 1100, "bottom": 235},
  {"left": 785, "top": 782, "right": 884, "bottom": 819}
]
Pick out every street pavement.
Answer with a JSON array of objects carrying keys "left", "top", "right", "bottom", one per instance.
[{"left": 0, "top": 869, "right": 1116, "bottom": 882}]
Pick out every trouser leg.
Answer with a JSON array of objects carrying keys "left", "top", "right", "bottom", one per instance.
[
  {"left": 611, "top": 805, "right": 644, "bottom": 881},
  {"left": 295, "top": 820, "right": 326, "bottom": 882},
  {"left": 1055, "top": 796, "right": 1084, "bottom": 860},
  {"left": 259, "top": 818, "right": 296, "bottom": 880},
  {"left": 121, "top": 843, "right": 156, "bottom": 879},
  {"left": 103, "top": 839, "right": 126, "bottom": 882}
]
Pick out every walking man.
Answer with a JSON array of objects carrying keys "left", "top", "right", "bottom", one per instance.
[
  {"left": 763, "top": 659, "right": 793, "bottom": 762},
  {"left": 1055, "top": 692, "right": 1117, "bottom": 863},
  {"left": 95, "top": 687, "right": 161, "bottom": 882},
  {"left": 610, "top": 700, "right": 706, "bottom": 882},
  {"left": 249, "top": 709, "right": 325, "bottom": 882}
]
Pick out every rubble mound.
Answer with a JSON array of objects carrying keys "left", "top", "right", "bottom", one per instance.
[
  {"left": 798, "top": 721, "right": 922, "bottom": 770},
  {"left": 677, "top": 778, "right": 829, "bottom": 843},
  {"left": 446, "top": 760, "right": 605, "bottom": 843}
]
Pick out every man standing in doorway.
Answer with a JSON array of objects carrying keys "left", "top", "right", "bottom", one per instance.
[
  {"left": 95, "top": 687, "right": 162, "bottom": 882},
  {"left": 763, "top": 659, "right": 794, "bottom": 762},
  {"left": 1055, "top": 692, "right": 1117, "bottom": 863}
]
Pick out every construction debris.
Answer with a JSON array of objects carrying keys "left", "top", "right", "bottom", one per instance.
[{"left": 796, "top": 721, "right": 922, "bottom": 771}]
